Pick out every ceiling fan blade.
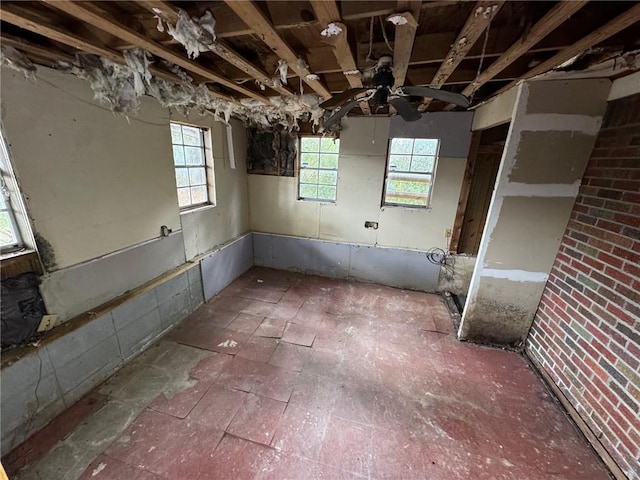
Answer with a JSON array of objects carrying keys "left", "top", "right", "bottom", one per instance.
[
  {"left": 320, "top": 88, "right": 369, "bottom": 109},
  {"left": 402, "top": 86, "right": 471, "bottom": 108},
  {"left": 322, "top": 98, "right": 360, "bottom": 129},
  {"left": 389, "top": 97, "right": 421, "bottom": 122}
]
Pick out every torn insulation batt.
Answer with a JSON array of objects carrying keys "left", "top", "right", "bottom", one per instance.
[
  {"left": 0, "top": 46, "right": 37, "bottom": 81},
  {"left": 55, "top": 49, "right": 324, "bottom": 130},
  {"left": 157, "top": 8, "right": 217, "bottom": 60}
]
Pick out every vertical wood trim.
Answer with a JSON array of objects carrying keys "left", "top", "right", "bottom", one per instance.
[{"left": 449, "top": 131, "right": 481, "bottom": 253}]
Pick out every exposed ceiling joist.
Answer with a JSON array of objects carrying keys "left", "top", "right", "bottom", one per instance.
[
  {"left": 447, "top": 0, "right": 588, "bottom": 106},
  {"left": 41, "top": 0, "right": 269, "bottom": 103},
  {"left": 309, "top": 0, "right": 371, "bottom": 114},
  {"left": 137, "top": 0, "right": 294, "bottom": 97},
  {"left": 222, "top": 0, "right": 332, "bottom": 99},
  {"left": 419, "top": 0, "right": 504, "bottom": 111},
  {"left": 390, "top": 2, "right": 421, "bottom": 88},
  {"left": 341, "top": 1, "right": 457, "bottom": 21},
  {"left": 495, "top": 2, "right": 640, "bottom": 96},
  {"left": 0, "top": 32, "right": 75, "bottom": 66},
  {"left": 0, "top": 4, "right": 236, "bottom": 102}
]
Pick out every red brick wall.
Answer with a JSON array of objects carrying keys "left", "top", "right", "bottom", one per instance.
[{"left": 526, "top": 92, "right": 640, "bottom": 479}]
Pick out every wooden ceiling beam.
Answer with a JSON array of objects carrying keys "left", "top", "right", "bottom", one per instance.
[
  {"left": 0, "top": 32, "right": 76, "bottom": 67},
  {"left": 390, "top": 1, "right": 422, "bottom": 88},
  {"left": 341, "top": 0, "right": 457, "bottom": 21},
  {"left": 0, "top": 3, "right": 236, "bottom": 102},
  {"left": 223, "top": 0, "right": 332, "bottom": 99},
  {"left": 41, "top": 0, "right": 269, "bottom": 103},
  {"left": 137, "top": 0, "right": 294, "bottom": 97},
  {"left": 419, "top": 0, "right": 504, "bottom": 111},
  {"left": 309, "top": 0, "right": 370, "bottom": 114},
  {"left": 495, "top": 2, "right": 640, "bottom": 96},
  {"left": 455, "top": 1, "right": 588, "bottom": 101}
]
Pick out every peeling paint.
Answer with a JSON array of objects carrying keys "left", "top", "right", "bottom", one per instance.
[{"left": 1, "top": 46, "right": 36, "bottom": 81}]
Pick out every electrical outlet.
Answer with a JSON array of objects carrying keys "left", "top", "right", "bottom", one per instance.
[
  {"left": 364, "top": 221, "right": 379, "bottom": 229},
  {"left": 444, "top": 228, "right": 452, "bottom": 238},
  {"left": 37, "top": 314, "right": 59, "bottom": 333}
]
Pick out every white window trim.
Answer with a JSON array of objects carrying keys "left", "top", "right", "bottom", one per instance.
[
  {"left": 297, "top": 135, "right": 340, "bottom": 203},
  {"left": 382, "top": 138, "right": 440, "bottom": 209},
  {"left": 170, "top": 122, "right": 216, "bottom": 211}
]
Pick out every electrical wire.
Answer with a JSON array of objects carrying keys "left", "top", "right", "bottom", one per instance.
[
  {"left": 366, "top": 16, "right": 375, "bottom": 62},
  {"left": 426, "top": 247, "right": 455, "bottom": 276},
  {"left": 379, "top": 17, "right": 394, "bottom": 53},
  {"left": 470, "top": 14, "right": 493, "bottom": 103}
]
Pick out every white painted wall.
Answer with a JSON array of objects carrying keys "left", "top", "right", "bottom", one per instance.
[
  {"left": 1, "top": 65, "right": 250, "bottom": 321},
  {"left": 172, "top": 115, "right": 250, "bottom": 261},
  {"left": 1, "top": 67, "right": 181, "bottom": 270},
  {"left": 248, "top": 117, "right": 466, "bottom": 251}
]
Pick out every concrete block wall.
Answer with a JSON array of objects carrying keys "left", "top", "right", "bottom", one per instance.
[
  {"left": 1, "top": 264, "right": 204, "bottom": 455},
  {"left": 526, "top": 92, "right": 640, "bottom": 480}
]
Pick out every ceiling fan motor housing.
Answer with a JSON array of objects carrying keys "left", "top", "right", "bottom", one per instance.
[{"left": 372, "top": 66, "right": 395, "bottom": 106}]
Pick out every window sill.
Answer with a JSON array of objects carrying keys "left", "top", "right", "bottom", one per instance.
[
  {"left": 381, "top": 205, "right": 433, "bottom": 211},
  {"left": 180, "top": 204, "right": 216, "bottom": 215},
  {"left": 1, "top": 249, "right": 44, "bottom": 279}
]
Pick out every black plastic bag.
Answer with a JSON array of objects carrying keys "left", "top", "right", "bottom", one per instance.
[{"left": 1, "top": 272, "right": 46, "bottom": 348}]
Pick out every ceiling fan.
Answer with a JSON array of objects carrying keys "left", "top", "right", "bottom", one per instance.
[{"left": 320, "top": 56, "right": 471, "bottom": 129}]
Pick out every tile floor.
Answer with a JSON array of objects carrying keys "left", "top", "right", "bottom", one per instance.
[{"left": 9, "top": 267, "right": 611, "bottom": 479}]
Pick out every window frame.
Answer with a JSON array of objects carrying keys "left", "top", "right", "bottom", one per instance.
[
  {"left": 297, "top": 135, "right": 340, "bottom": 203},
  {"left": 170, "top": 122, "right": 215, "bottom": 211},
  {"left": 382, "top": 137, "right": 440, "bottom": 209},
  {"left": 0, "top": 136, "right": 25, "bottom": 253}
]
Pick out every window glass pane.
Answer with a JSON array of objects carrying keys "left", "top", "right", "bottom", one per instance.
[
  {"left": 390, "top": 138, "right": 413, "bottom": 154},
  {"left": 0, "top": 194, "right": 6, "bottom": 209},
  {"left": 190, "top": 185, "right": 208, "bottom": 204},
  {"left": 319, "top": 154, "right": 338, "bottom": 169},
  {"left": 410, "top": 156, "right": 435, "bottom": 173},
  {"left": 318, "top": 170, "right": 337, "bottom": 186},
  {"left": 413, "top": 139, "right": 438, "bottom": 156},
  {"left": 318, "top": 185, "right": 337, "bottom": 201},
  {"left": 172, "top": 146, "right": 185, "bottom": 166},
  {"left": 175, "top": 168, "right": 189, "bottom": 187},
  {"left": 0, "top": 211, "right": 17, "bottom": 246},
  {"left": 299, "top": 184, "right": 318, "bottom": 198},
  {"left": 170, "top": 124, "right": 183, "bottom": 144},
  {"left": 301, "top": 137, "right": 320, "bottom": 152},
  {"left": 177, "top": 187, "right": 191, "bottom": 207},
  {"left": 300, "top": 169, "right": 319, "bottom": 184},
  {"left": 188, "top": 167, "right": 206, "bottom": 186},
  {"left": 320, "top": 138, "right": 339, "bottom": 153},
  {"left": 300, "top": 152, "right": 319, "bottom": 168},
  {"left": 182, "top": 126, "right": 202, "bottom": 146},
  {"left": 388, "top": 154, "right": 411, "bottom": 171},
  {"left": 184, "top": 146, "right": 204, "bottom": 165}
]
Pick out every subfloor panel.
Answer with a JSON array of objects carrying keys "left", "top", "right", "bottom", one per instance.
[{"left": 7, "top": 267, "right": 611, "bottom": 480}]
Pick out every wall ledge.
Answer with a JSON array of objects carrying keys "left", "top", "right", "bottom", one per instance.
[{"left": 1, "top": 261, "right": 198, "bottom": 370}]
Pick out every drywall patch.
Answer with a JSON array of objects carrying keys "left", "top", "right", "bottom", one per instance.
[
  {"left": 34, "top": 232, "right": 56, "bottom": 271},
  {"left": 481, "top": 269, "right": 548, "bottom": 283},
  {"left": 526, "top": 79, "right": 610, "bottom": 117},
  {"left": 511, "top": 130, "right": 596, "bottom": 184}
]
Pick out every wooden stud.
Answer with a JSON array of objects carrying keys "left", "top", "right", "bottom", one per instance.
[
  {"left": 137, "top": 0, "right": 294, "bottom": 97},
  {"left": 442, "top": 1, "right": 587, "bottom": 109},
  {"left": 389, "top": 11, "right": 419, "bottom": 89},
  {"left": 42, "top": 0, "right": 270, "bottom": 102},
  {"left": 309, "top": 0, "right": 371, "bottom": 114},
  {"left": 495, "top": 2, "right": 640, "bottom": 96},
  {"left": 223, "top": 0, "right": 332, "bottom": 99},
  {"left": 419, "top": 0, "right": 504, "bottom": 111}
]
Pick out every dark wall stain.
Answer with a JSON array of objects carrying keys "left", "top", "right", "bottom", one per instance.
[{"left": 34, "top": 232, "right": 57, "bottom": 271}]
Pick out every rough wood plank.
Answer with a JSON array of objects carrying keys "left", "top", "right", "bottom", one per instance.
[
  {"left": 419, "top": 0, "right": 504, "bottom": 111},
  {"left": 137, "top": 0, "right": 294, "bottom": 97},
  {"left": 446, "top": 1, "right": 587, "bottom": 107},
  {"left": 42, "top": 0, "right": 269, "bottom": 102},
  {"left": 390, "top": 11, "right": 419, "bottom": 89},
  {"left": 223, "top": 0, "right": 332, "bottom": 99},
  {"left": 341, "top": 0, "right": 456, "bottom": 20},
  {"left": 526, "top": 352, "right": 628, "bottom": 480},
  {"left": 449, "top": 132, "right": 481, "bottom": 253},
  {"left": 310, "top": 0, "right": 370, "bottom": 114},
  {"left": 495, "top": 2, "right": 640, "bottom": 96}
]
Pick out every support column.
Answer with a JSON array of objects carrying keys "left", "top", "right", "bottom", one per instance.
[{"left": 459, "top": 79, "right": 611, "bottom": 345}]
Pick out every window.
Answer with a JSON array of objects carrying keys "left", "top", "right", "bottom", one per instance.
[
  {"left": 383, "top": 138, "right": 439, "bottom": 207},
  {"left": 170, "top": 122, "right": 213, "bottom": 209},
  {"left": 0, "top": 137, "right": 24, "bottom": 252},
  {"left": 298, "top": 136, "right": 339, "bottom": 202}
]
